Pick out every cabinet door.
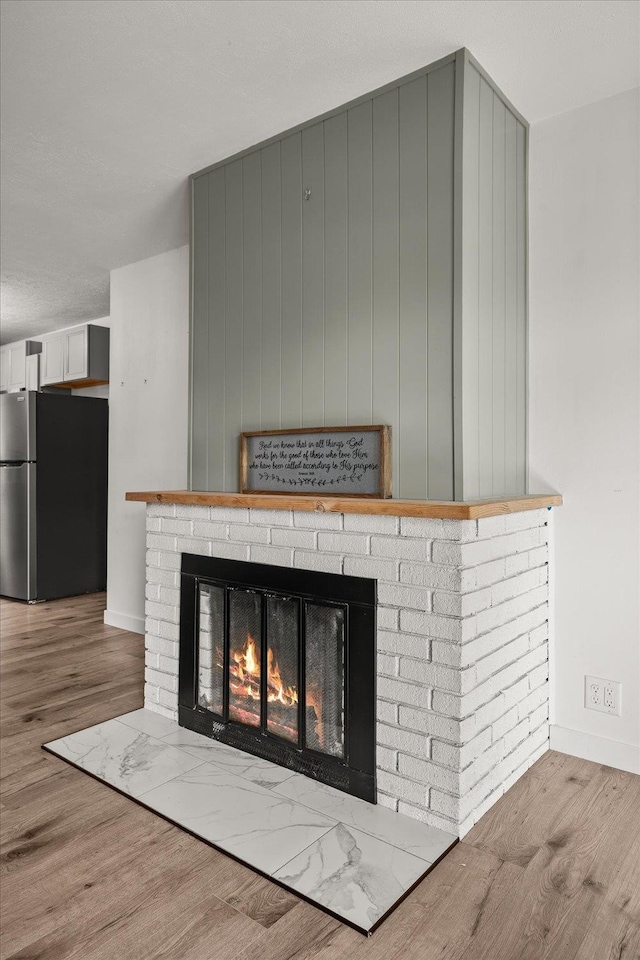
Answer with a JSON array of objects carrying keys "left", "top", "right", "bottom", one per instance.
[
  {"left": 25, "top": 354, "right": 40, "bottom": 392},
  {"left": 8, "top": 343, "right": 27, "bottom": 390},
  {"left": 0, "top": 347, "right": 8, "bottom": 392},
  {"left": 41, "top": 335, "right": 65, "bottom": 385},
  {"left": 64, "top": 326, "right": 88, "bottom": 380}
]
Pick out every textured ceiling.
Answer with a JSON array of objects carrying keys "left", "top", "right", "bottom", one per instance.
[{"left": 1, "top": 0, "right": 638, "bottom": 343}]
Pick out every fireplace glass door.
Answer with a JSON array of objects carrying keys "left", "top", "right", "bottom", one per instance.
[{"left": 179, "top": 555, "right": 376, "bottom": 801}]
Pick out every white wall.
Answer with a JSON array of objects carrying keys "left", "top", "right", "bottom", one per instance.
[
  {"left": 529, "top": 87, "right": 640, "bottom": 774},
  {"left": 105, "top": 246, "right": 189, "bottom": 633}
]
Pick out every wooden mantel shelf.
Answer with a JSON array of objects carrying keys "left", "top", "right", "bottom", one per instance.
[{"left": 125, "top": 490, "right": 562, "bottom": 520}]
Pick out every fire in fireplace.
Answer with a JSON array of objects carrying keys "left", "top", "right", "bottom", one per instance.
[{"left": 179, "top": 555, "right": 376, "bottom": 801}]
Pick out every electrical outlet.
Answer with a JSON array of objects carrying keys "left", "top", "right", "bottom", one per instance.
[{"left": 585, "top": 676, "right": 621, "bottom": 716}]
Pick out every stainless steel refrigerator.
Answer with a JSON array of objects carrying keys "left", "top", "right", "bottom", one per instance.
[{"left": 0, "top": 391, "right": 108, "bottom": 601}]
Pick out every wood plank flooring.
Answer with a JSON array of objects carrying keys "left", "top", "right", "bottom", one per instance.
[{"left": 1, "top": 594, "right": 638, "bottom": 959}]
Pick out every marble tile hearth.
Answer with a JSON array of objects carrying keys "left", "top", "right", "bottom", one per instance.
[{"left": 44, "top": 708, "right": 457, "bottom": 935}]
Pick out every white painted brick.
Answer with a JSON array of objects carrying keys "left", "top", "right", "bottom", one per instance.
[
  {"left": 518, "top": 683, "right": 548, "bottom": 721},
  {"left": 475, "top": 634, "right": 530, "bottom": 684},
  {"left": 209, "top": 542, "right": 250, "bottom": 562},
  {"left": 317, "top": 532, "right": 369, "bottom": 554},
  {"left": 397, "top": 706, "right": 476, "bottom": 743},
  {"left": 471, "top": 558, "right": 508, "bottom": 589},
  {"left": 503, "top": 717, "right": 530, "bottom": 754},
  {"left": 397, "top": 801, "right": 457, "bottom": 834},
  {"left": 250, "top": 508, "right": 293, "bottom": 527},
  {"left": 147, "top": 503, "right": 176, "bottom": 518},
  {"left": 430, "top": 640, "right": 460, "bottom": 667},
  {"left": 146, "top": 550, "right": 161, "bottom": 567},
  {"left": 400, "top": 517, "right": 476, "bottom": 541},
  {"left": 399, "top": 658, "right": 473, "bottom": 695},
  {"left": 432, "top": 538, "right": 493, "bottom": 567},
  {"left": 377, "top": 792, "right": 399, "bottom": 812},
  {"left": 146, "top": 635, "right": 178, "bottom": 659},
  {"left": 461, "top": 604, "right": 548, "bottom": 667},
  {"left": 158, "top": 655, "right": 178, "bottom": 674},
  {"left": 491, "top": 705, "right": 520, "bottom": 742},
  {"left": 192, "top": 520, "right": 230, "bottom": 539},
  {"left": 157, "top": 687, "right": 178, "bottom": 710},
  {"left": 376, "top": 745, "right": 398, "bottom": 772},
  {"left": 398, "top": 755, "right": 458, "bottom": 792},
  {"left": 371, "top": 536, "right": 431, "bottom": 563},
  {"left": 145, "top": 667, "right": 178, "bottom": 693},
  {"left": 431, "top": 728, "right": 492, "bottom": 769},
  {"left": 145, "top": 600, "right": 179, "bottom": 624},
  {"left": 429, "top": 789, "right": 461, "bottom": 819},
  {"left": 344, "top": 514, "right": 399, "bottom": 535},
  {"left": 501, "top": 676, "right": 531, "bottom": 713},
  {"left": 145, "top": 682, "right": 159, "bottom": 703},
  {"left": 491, "top": 527, "right": 544, "bottom": 560},
  {"left": 145, "top": 617, "right": 160, "bottom": 636},
  {"left": 528, "top": 702, "right": 549, "bottom": 731},
  {"left": 147, "top": 567, "right": 179, "bottom": 588},
  {"left": 504, "top": 551, "right": 531, "bottom": 577},
  {"left": 146, "top": 517, "right": 161, "bottom": 532},
  {"left": 431, "top": 689, "right": 463, "bottom": 718},
  {"left": 475, "top": 586, "right": 548, "bottom": 636},
  {"left": 159, "top": 586, "right": 180, "bottom": 606},
  {"left": 377, "top": 770, "right": 427, "bottom": 805},
  {"left": 343, "top": 556, "right": 398, "bottom": 581},
  {"left": 176, "top": 504, "right": 210, "bottom": 520},
  {"left": 250, "top": 544, "right": 294, "bottom": 567},
  {"left": 271, "top": 528, "right": 317, "bottom": 549},
  {"left": 158, "top": 620, "right": 179, "bottom": 641},
  {"left": 476, "top": 515, "right": 507, "bottom": 538},
  {"left": 377, "top": 700, "right": 399, "bottom": 724},
  {"left": 528, "top": 661, "right": 549, "bottom": 690},
  {"left": 294, "top": 551, "right": 343, "bottom": 574},
  {"left": 377, "top": 582, "right": 431, "bottom": 611},
  {"left": 293, "top": 510, "right": 343, "bottom": 530},
  {"left": 160, "top": 518, "right": 193, "bottom": 536},
  {"left": 400, "top": 562, "right": 461, "bottom": 591},
  {"left": 177, "top": 537, "right": 211, "bottom": 557},
  {"left": 145, "top": 702, "right": 177, "bottom": 721},
  {"left": 473, "top": 693, "right": 507, "bottom": 731},
  {"left": 210, "top": 507, "right": 250, "bottom": 523},
  {"left": 400, "top": 609, "right": 475, "bottom": 642},
  {"left": 433, "top": 587, "right": 492, "bottom": 617},
  {"left": 378, "top": 653, "right": 398, "bottom": 677},
  {"left": 528, "top": 545, "right": 549, "bottom": 569},
  {"left": 377, "top": 630, "right": 430, "bottom": 659},
  {"left": 146, "top": 533, "right": 177, "bottom": 552},
  {"left": 377, "top": 676, "right": 431, "bottom": 710},
  {"left": 529, "top": 622, "right": 548, "bottom": 649},
  {"left": 377, "top": 723, "right": 430, "bottom": 757},
  {"left": 490, "top": 569, "right": 544, "bottom": 606},
  {"left": 229, "top": 524, "right": 271, "bottom": 543},
  {"left": 145, "top": 583, "right": 160, "bottom": 601},
  {"left": 377, "top": 606, "right": 399, "bottom": 630},
  {"left": 158, "top": 551, "right": 181, "bottom": 570},
  {"left": 504, "top": 508, "right": 547, "bottom": 532},
  {"left": 459, "top": 740, "right": 505, "bottom": 792},
  {"left": 146, "top": 652, "right": 160, "bottom": 670}
]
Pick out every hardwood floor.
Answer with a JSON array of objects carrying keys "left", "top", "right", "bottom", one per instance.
[{"left": 1, "top": 594, "right": 638, "bottom": 960}]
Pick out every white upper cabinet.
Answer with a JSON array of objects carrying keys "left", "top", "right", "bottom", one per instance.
[
  {"left": 40, "top": 324, "right": 109, "bottom": 387},
  {"left": 0, "top": 341, "right": 42, "bottom": 392}
]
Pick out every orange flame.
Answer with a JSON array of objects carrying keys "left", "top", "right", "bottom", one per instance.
[{"left": 229, "top": 634, "right": 298, "bottom": 708}]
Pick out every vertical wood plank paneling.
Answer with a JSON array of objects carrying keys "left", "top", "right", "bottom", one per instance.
[
  {"left": 207, "top": 168, "right": 226, "bottom": 490},
  {"left": 347, "top": 101, "right": 373, "bottom": 424},
  {"left": 191, "top": 174, "right": 209, "bottom": 489},
  {"left": 516, "top": 120, "right": 527, "bottom": 491},
  {"left": 427, "top": 62, "right": 455, "bottom": 499},
  {"left": 260, "top": 142, "right": 282, "bottom": 430},
  {"left": 301, "top": 123, "right": 325, "bottom": 426},
  {"left": 461, "top": 63, "right": 480, "bottom": 499},
  {"left": 399, "top": 76, "right": 427, "bottom": 499},
  {"left": 323, "top": 112, "right": 348, "bottom": 426},
  {"left": 492, "top": 95, "right": 507, "bottom": 496},
  {"left": 504, "top": 111, "right": 519, "bottom": 492},
  {"left": 372, "top": 89, "right": 400, "bottom": 490},
  {"left": 224, "top": 160, "right": 243, "bottom": 491},
  {"left": 241, "top": 152, "right": 262, "bottom": 432},
  {"left": 478, "top": 76, "right": 494, "bottom": 498},
  {"left": 280, "top": 133, "right": 303, "bottom": 429}
]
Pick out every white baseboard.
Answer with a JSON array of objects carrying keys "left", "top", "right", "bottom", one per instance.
[
  {"left": 104, "top": 609, "right": 145, "bottom": 635},
  {"left": 550, "top": 724, "right": 640, "bottom": 775}
]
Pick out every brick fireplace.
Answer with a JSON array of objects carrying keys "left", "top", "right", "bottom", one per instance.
[{"left": 137, "top": 493, "right": 559, "bottom": 838}]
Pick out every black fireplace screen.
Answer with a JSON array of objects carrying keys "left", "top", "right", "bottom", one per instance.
[{"left": 179, "top": 554, "right": 376, "bottom": 802}]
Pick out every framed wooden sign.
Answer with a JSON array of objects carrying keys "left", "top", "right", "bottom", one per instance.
[{"left": 240, "top": 425, "right": 392, "bottom": 498}]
